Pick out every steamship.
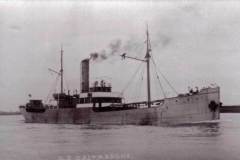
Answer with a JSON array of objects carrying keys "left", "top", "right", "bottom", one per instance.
[{"left": 19, "top": 29, "right": 221, "bottom": 125}]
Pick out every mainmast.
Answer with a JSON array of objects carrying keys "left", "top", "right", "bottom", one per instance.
[
  {"left": 60, "top": 45, "right": 64, "bottom": 94},
  {"left": 145, "top": 26, "right": 151, "bottom": 108},
  {"left": 121, "top": 26, "right": 152, "bottom": 108}
]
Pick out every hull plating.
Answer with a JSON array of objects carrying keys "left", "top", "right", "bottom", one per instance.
[{"left": 20, "top": 87, "right": 220, "bottom": 125}]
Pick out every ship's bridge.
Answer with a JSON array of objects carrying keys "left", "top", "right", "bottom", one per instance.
[
  {"left": 89, "top": 80, "right": 112, "bottom": 92},
  {"left": 78, "top": 80, "right": 123, "bottom": 107},
  {"left": 79, "top": 91, "right": 123, "bottom": 104},
  {"left": 79, "top": 92, "right": 123, "bottom": 99}
]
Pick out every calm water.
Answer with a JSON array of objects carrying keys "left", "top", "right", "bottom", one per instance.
[{"left": 0, "top": 114, "right": 240, "bottom": 160}]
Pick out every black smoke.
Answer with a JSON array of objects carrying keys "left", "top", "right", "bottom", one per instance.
[
  {"left": 89, "top": 33, "right": 172, "bottom": 61},
  {"left": 90, "top": 39, "right": 123, "bottom": 61}
]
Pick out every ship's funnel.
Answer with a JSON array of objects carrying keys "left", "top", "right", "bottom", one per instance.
[{"left": 81, "top": 59, "right": 89, "bottom": 93}]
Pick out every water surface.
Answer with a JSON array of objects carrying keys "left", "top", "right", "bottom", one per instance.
[{"left": 0, "top": 114, "right": 240, "bottom": 160}]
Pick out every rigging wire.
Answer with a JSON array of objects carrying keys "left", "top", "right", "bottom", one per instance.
[
  {"left": 137, "top": 67, "right": 145, "bottom": 100},
  {"left": 145, "top": 29, "right": 178, "bottom": 96},
  {"left": 44, "top": 75, "right": 60, "bottom": 103},
  {"left": 151, "top": 58, "right": 167, "bottom": 98},
  {"left": 150, "top": 53, "right": 179, "bottom": 96},
  {"left": 64, "top": 77, "right": 70, "bottom": 93},
  {"left": 133, "top": 66, "right": 145, "bottom": 101},
  {"left": 130, "top": 80, "right": 139, "bottom": 102},
  {"left": 152, "top": 63, "right": 166, "bottom": 99},
  {"left": 121, "top": 62, "right": 144, "bottom": 94},
  {"left": 145, "top": 30, "right": 167, "bottom": 98}
]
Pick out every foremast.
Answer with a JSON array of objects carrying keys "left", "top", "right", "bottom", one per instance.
[{"left": 51, "top": 46, "right": 79, "bottom": 108}]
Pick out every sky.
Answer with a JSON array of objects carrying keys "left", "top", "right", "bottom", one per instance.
[{"left": 1, "top": 1, "right": 240, "bottom": 111}]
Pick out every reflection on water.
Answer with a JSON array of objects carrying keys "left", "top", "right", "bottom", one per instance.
[
  {"left": 170, "top": 122, "right": 221, "bottom": 137},
  {"left": 0, "top": 114, "right": 240, "bottom": 160},
  {"left": 197, "top": 122, "right": 221, "bottom": 136}
]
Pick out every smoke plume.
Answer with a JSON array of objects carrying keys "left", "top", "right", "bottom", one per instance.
[
  {"left": 90, "top": 39, "right": 123, "bottom": 61},
  {"left": 89, "top": 33, "right": 173, "bottom": 61},
  {"left": 109, "top": 39, "right": 122, "bottom": 55}
]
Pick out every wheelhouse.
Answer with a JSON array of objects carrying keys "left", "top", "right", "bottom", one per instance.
[{"left": 78, "top": 80, "right": 123, "bottom": 108}]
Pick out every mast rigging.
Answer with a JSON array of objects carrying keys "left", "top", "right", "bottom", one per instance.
[{"left": 120, "top": 26, "right": 152, "bottom": 108}]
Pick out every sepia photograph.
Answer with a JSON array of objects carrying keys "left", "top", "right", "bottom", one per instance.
[{"left": 0, "top": 0, "right": 239, "bottom": 160}]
